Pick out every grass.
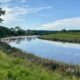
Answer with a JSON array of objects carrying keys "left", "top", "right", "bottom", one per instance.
[
  {"left": 0, "top": 50, "right": 64, "bottom": 80},
  {"left": 0, "top": 41, "right": 80, "bottom": 80},
  {"left": 39, "top": 32, "right": 80, "bottom": 43},
  {"left": 0, "top": 49, "right": 80, "bottom": 80}
]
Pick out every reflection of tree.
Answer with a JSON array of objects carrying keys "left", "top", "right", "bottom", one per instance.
[
  {"left": 15, "top": 39, "right": 22, "bottom": 44},
  {"left": 26, "top": 37, "right": 36, "bottom": 41},
  {"left": 26, "top": 37, "right": 32, "bottom": 41},
  {"left": 2, "top": 36, "right": 36, "bottom": 43},
  {"left": 15, "top": 37, "right": 26, "bottom": 44}
]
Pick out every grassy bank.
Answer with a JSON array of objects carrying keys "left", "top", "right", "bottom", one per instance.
[
  {"left": 0, "top": 50, "right": 63, "bottom": 80},
  {"left": 0, "top": 41, "right": 80, "bottom": 80},
  {"left": 39, "top": 32, "right": 80, "bottom": 43}
]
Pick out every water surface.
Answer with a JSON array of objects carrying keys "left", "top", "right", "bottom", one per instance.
[{"left": 3, "top": 36, "right": 80, "bottom": 64}]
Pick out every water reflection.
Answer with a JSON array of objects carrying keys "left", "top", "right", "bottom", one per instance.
[
  {"left": 1, "top": 36, "right": 36, "bottom": 44},
  {"left": 42, "top": 40, "right": 80, "bottom": 49}
]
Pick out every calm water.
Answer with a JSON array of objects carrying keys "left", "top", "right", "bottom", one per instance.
[{"left": 3, "top": 36, "right": 80, "bottom": 64}]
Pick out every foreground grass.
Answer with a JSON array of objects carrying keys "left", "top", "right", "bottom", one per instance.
[
  {"left": 0, "top": 50, "right": 63, "bottom": 80},
  {"left": 0, "top": 41, "right": 80, "bottom": 80},
  {"left": 0, "top": 50, "right": 80, "bottom": 80},
  {"left": 39, "top": 32, "right": 80, "bottom": 43}
]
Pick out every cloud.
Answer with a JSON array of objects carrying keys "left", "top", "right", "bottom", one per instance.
[
  {"left": 29, "top": 6, "right": 51, "bottom": 13},
  {"left": 0, "top": 0, "right": 11, "bottom": 3},
  {"left": 0, "top": 0, "right": 28, "bottom": 3},
  {"left": 40, "top": 17, "right": 80, "bottom": 30},
  {"left": 0, "top": 0, "right": 51, "bottom": 25},
  {"left": 1, "top": 5, "right": 51, "bottom": 23},
  {"left": 0, "top": 0, "right": 51, "bottom": 23},
  {"left": 1, "top": 6, "right": 24, "bottom": 22}
]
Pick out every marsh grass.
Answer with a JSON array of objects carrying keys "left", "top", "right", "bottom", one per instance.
[{"left": 39, "top": 32, "right": 80, "bottom": 43}]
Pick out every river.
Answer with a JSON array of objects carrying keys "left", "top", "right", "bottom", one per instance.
[{"left": 2, "top": 36, "right": 80, "bottom": 64}]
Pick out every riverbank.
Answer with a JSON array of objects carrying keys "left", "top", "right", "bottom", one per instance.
[
  {"left": 39, "top": 32, "right": 80, "bottom": 43},
  {"left": 0, "top": 41, "right": 80, "bottom": 79}
]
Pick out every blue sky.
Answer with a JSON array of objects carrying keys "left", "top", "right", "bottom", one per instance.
[{"left": 0, "top": 0, "right": 80, "bottom": 30}]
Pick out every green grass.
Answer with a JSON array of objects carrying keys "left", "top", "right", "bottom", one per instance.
[
  {"left": 40, "top": 32, "right": 80, "bottom": 43},
  {"left": 0, "top": 50, "right": 80, "bottom": 80},
  {"left": 0, "top": 50, "right": 62, "bottom": 80},
  {"left": 0, "top": 41, "right": 80, "bottom": 80}
]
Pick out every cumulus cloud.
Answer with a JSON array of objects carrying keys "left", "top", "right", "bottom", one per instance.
[{"left": 40, "top": 17, "right": 80, "bottom": 30}]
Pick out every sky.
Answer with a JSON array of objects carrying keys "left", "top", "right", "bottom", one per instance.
[{"left": 0, "top": 0, "right": 80, "bottom": 30}]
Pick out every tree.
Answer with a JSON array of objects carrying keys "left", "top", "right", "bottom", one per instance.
[
  {"left": 10, "top": 28, "right": 15, "bottom": 32},
  {"left": 15, "top": 26, "right": 21, "bottom": 31},
  {"left": 0, "top": 6, "right": 5, "bottom": 23}
]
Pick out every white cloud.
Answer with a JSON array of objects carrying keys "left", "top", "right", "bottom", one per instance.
[
  {"left": 0, "top": 0, "right": 28, "bottom": 3},
  {"left": 40, "top": 17, "right": 80, "bottom": 30},
  {"left": 1, "top": 5, "right": 51, "bottom": 23},
  {"left": 29, "top": 6, "right": 51, "bottom": 13},
  {"left": 0, "top": 0, "right": 51, "bottom": 24},
  {"left": 1, "top": 6, "right": 26, "bottom": 22},
  {"left": 0, "top": 0, "right": 11, "bottom": 3}
]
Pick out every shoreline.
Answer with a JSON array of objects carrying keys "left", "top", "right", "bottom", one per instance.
[
  {"left": 0, "top": 41, "right": 80, "bottom": 77},
  {"left": 39, "top": 36, "right": 80, "bottom": 44}
]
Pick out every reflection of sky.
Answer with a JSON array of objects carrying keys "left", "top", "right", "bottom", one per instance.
[
  {"left": 41, "top": 40, "right": 80, "bottom": 49},
  {"left": 9, "top": 37, "right": 80, "bottom": 65}
]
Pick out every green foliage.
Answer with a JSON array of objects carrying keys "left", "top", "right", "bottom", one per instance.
[
  {"left": 26, "top": 30, "right": 56, "bottom": 35},
  {"left": 0, "top": 8, "right": 5, "bottom": 23},
  {"left": 17, "top": 29, "right": 26, "bottom": 36},
  {"left": 0, "top": 26, "right": 27, "bottom": 38},
  {"left": 0, "top": 26, "right": 56, "bottom": 38},
  {"left": 0, "top": 26, "right": 17, "bottom": 38}
]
